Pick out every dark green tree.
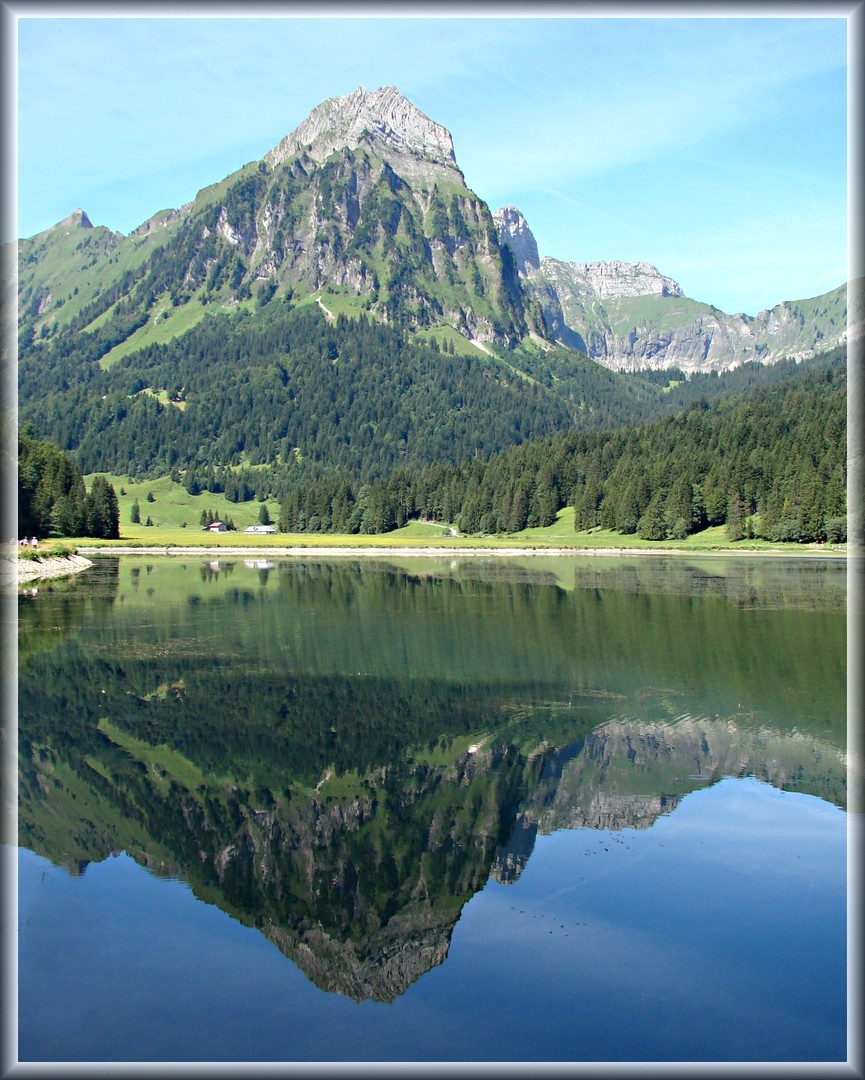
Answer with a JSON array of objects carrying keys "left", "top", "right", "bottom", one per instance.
[
  {"left": 725, "top": 491, "right": 746, "bottom": 542},
  {"left": 637, "top": 493, "right": 667, "bottom": 541},
  {"left": 84, "top": 475, "right": 120, "bottom": 539}
]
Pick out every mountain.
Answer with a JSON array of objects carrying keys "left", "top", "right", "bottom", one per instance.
[
  {"left": 22, "top": 704, "right": 845, "bottom": 1000},
  {"left": 493, "top": 205, "right": 856, "bottom": 373},
  {"left": 18, "top": 85, "right": 531, "bottom": 356},
  {"left": 19, "top": 85, "right": 852, "bottom": 369},
  {"left": 263, "top": 84, "right": 459, "bottom": 183},
  {"left": 15, "top": 86, "right": 853, "bottom": 491}
]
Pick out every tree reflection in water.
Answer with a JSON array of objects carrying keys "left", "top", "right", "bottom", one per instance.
[{"left": 17, "top": 555, "right": 847, "bottom": 1002}]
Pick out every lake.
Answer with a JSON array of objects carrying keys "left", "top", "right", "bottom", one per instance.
[{"left": 15, "top": 554, "right": 848, "bottom": 1064}]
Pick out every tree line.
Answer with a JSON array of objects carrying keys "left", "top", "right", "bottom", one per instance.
[{"left": 18, "top": 428, "right": 120, "bottom": 539}]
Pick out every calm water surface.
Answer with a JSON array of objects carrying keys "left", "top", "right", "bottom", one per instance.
[{"left": 15, "top": 555, "right": 848, "bottom": 1063}]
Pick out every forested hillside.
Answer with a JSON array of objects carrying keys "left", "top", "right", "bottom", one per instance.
[
  {"left": 18, "top": 295, "right": 842, "bottom": 506},
  {"left": 277, "top": 349, "right": 847, "bottom": 544},
  {"left": 18, "top": 302, "right": 568, "bottom": 482}
]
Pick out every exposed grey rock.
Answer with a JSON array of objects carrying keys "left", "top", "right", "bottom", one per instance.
[
  {"left": 493, "top": 205, "right": 540, "bottom": 275},
  {"left": 562, "top": 259, "right": 684, "bottom": 300},
  {"left": 491, "top": 815, "right": 538, "bottom": 884},
  {"left": 492, "top": 202, "right": 852, "bottom": 372},
  {"left": 266, "top": 906, "right": 455, "bottom": 1004},
  {"left": 264, "top": 85, "right": 460, "bottom": 186},
  {"left": 519, "top": 714, "right": 848, "bottom": 836},
  {"left": 501, "top": 204, "right": 853, "bottom": 372},
  {"left": 57, "top": 208, "right": 93, "bottom": 231}
]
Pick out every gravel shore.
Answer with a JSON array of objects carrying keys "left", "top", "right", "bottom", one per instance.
[{"left": 11, "top": 553, "right": 94, "bottom": 585}]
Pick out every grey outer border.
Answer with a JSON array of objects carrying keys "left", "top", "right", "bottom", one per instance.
[{"left": 0, "top": 1, "right": 861, "bottom": 1078}]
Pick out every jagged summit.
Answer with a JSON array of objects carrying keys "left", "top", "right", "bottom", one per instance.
[
  {"left": 493, "top": 206, "right": 540, "bottom": 276},
  {"left": 493, "top": 207, "right": 683, "bottom": 300},
  {"left": 263, "top": 85, "right": 459, "bottom": 182},
  {"left": 57, "top": 208, "right": 93, "bottom": 230}
]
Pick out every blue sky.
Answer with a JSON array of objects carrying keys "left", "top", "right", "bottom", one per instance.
[{"left": 13, "top": 8, "right": 853, "bottom": 316}]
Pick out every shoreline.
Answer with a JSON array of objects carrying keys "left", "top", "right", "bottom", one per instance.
[
  {"left": 6, "top": 542, "right": 848, "bottom": 587},
  {"left": 77, "top": 543, "right": 847, "bottom": 560},
  {"left": 10, "top": 553, "right": 94, "bottom": 586}
]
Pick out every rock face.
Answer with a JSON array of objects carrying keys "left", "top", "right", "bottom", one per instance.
[
  {"left": 247, "top": 88, "right": 525, "bottom": 344},
  {"left": 264, "top": 85, "right": 460, "bottom": 185},
  {"left": 489, "top": 709, "right": 848, "bottom": 885},
  {"left": 506, "top": 713, "right": 849, "bottom": 851},
  {"left": 492, "top": 205, "right": 540, "bottom": 275},
  {"left": 58, "top": 208, "right": 93, "bottom": 231},
  {"left": 565, "top": 259, "right": 683, "bottom": 299},
  {"left": 265, "top": 903, "right": 456, "bottom": 1005}
]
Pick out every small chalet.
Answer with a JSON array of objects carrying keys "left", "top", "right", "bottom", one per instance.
[{"left": 204, "top": 521, "right": 227, "bottom": 532}]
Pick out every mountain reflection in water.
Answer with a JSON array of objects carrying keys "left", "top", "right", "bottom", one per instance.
[{"left": 17, "top": 556, "right": 846, "bottom": 1004}]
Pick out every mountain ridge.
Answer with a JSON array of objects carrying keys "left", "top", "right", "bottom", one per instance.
[
  {"left": 492, "top": 204, "right": 855, "bottom": 372},
  {"left": 17, "top": 84, "right": 853, "bottom": 373},
  {"left": 14, "top": 83, "right": 853, "bottom": 509}
]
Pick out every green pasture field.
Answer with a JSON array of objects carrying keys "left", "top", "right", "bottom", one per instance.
[
  {"left": 69, "top": 476, "right": 844, "bottom": 556},
  {"left": 87, "top": 472, "right": 282, "bottom": 536}
]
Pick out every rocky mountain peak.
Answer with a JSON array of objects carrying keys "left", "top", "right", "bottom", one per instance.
[
  {"left": 493, "top": 205, "right": 540, "bottom": 275},
  {"left": 264, "top": 85, "right": 459, "bottom": 182},
  {"left": 57, "top": 208, "right": 93, "bottom": 231}
]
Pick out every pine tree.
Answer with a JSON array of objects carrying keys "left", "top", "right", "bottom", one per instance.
[
  {"left": 638, "top": 493, "right": 667, "bottom": 541},
  {"left": 726, "top": 491, "right": 745, "bottom": 542},
  {"left": 85, "top": 475, "right": 120, "bottom": 539},
  {"left": 507, "top": 480, "right": 531, "bottom": 533}
]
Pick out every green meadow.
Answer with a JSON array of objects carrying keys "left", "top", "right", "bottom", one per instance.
[{"left": 71, "top": 473, "right": 842, "bottom": 555}]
